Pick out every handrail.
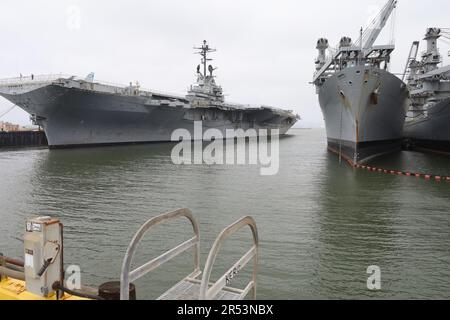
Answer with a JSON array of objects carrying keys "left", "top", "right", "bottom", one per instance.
[
  {"left": 199, "top": 216, "right": 258, "bottom": 300},
  {"left": 120, "top": 208, "right": 200, "bottom": 300},
  {"left": 0, "top": 266, "right": 25, "bottom": 281}
]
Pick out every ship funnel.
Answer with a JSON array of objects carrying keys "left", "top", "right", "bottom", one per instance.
[
  {"left": 316, "top": 38, "right": 329, "bottom": 71},
  {"left": 339, "top": 37, "right": 352, "bottom": 48}
]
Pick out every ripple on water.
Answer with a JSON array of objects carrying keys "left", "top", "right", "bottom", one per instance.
[{"left": 0, "top": 129, "right": 449, "bottom": 299}]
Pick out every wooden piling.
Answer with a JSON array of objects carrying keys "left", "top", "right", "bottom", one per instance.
[{"left": 0, "top": 131, "right": 48, "bottom": 148}]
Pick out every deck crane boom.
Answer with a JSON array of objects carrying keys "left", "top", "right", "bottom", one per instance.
[
  {"left": 402, "top": 41, "right": 420, "bottom": 83},
  {"left": 357, "top": 0, "right": 398, "bottom": 55}
]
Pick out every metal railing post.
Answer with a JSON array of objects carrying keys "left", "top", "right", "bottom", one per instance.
[
  {"left": 199, "top": 216, "right": 258, "bottom": 300},
  {"left": 120, "top": 209, "right": 200, "bottom": 300}
]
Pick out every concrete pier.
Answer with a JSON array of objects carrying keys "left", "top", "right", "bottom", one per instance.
[{"left": 0, "top": 131, "right": 48, "bottom": 148}]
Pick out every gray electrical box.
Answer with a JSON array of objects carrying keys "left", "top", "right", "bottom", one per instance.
[{"left": 24, "top": 216, "right": 62, "bottom": 298}]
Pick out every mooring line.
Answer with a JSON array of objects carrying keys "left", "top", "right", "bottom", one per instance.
[
  {"left": 0, "top": 104, "right": 17, "bottom": 119},
  {"left": 345, "top": 159, "right": 450, "bottom": 182}
]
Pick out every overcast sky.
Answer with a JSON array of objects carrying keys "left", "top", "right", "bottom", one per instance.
[{"left": 1, "top": 0, "right": 449, "bottom": 127}]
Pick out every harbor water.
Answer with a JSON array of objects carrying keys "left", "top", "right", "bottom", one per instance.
[{"left": 0, "top": 128, "right": 449, "bottom": 299}]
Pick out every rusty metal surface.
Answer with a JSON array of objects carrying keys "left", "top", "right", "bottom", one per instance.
[
  {"left": 4, "top": 257, "right": 24, "bottom": 268},
  {"left": 99, "top": 281, "right": 136, "bottom": 300}
]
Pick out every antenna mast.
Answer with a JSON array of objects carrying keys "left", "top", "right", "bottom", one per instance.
[{"left": 194, "top": 40, "right": 216, "bottom": 78}]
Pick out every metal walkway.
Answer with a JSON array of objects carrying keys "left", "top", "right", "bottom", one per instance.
[{"left": 120, "top": 208, "right": 258, "bottom": 300}]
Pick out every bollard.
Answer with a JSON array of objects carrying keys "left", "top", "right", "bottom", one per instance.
[{"left": 98, "top": 281, "right": 136, "bottom": 300}]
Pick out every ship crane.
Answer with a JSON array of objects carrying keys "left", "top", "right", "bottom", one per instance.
[
  {"left": 313, "top": 0, "right": 397, "bottom": 84},
  {"left": 355, "top": 0, "right": 398, "bottom": 55},
  {"left": 404, "top": 28, "right": 450, "bottom": 85},
  {"left": 402, "top": 41, "right": 420, "bottom": 83}
]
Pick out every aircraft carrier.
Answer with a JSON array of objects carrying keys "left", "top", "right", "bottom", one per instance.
[
  {"left": 0, "top": 41, "right": 299, "bottom": 148},
  {"left": 313, "top": 0, "right": 408, "bottom": 164},
  {"left": 403, "top": 28, "right": 450, "bottom": 154}
]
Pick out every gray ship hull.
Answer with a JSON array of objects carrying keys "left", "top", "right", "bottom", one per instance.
[
  {"left": 0, "top": 84, "right": 296, "bottom": 147},
  {"left": 318, "top": 65, "right": 408, "bottom": 164},
  {"left": 404, "top": 98, "right": 450, "bottom": 154}
]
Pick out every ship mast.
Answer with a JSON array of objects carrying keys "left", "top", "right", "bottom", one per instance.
[
  {"left": 194, "top": 40, "right": 216, "bottom": 78},
  {"left": 188, "top": 41, "right": 224, "bottom": 103}
]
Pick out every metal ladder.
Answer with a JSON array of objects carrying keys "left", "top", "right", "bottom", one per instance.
[{"left": 120, "top": 208, "right": 258, "bottom": 300}]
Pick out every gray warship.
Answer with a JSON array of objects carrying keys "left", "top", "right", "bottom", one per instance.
[
  {"left": 0, "top": 41, "right": 299, "bottom": 148},
  {"left": 313, "top": 0, "right": 408, "bottom": 164},
  {"left": 403, "top": 28, "right": 450, "bottom": 154}
]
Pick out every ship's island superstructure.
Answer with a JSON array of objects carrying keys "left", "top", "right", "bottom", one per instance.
[{"left": 403, "top": 28, "right": 450, "bottom": 154}]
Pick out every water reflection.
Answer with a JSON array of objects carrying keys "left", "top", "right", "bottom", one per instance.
[
  {"left": 315, "top": 152, "right": 450, "bottom": 299},
  {"left": 0, "top": 129, "right": 449, "bottom": 299}
]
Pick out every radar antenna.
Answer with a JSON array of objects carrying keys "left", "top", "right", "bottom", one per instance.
[{"left": 194, "top": 40, "right": 217, "bottom": 78}]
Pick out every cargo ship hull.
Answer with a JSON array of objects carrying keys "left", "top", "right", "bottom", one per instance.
[
  {"left": 318, "top": 65, "right": 408, "bottom": 164},
  {"left": 404, "top": 98, "right": 450, "bottom": 154}
]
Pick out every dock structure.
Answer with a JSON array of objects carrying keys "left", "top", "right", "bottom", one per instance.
[
  {"left": 0, "top": 131, "right": 48, "bottom": 148},
  {"left": 0, "top": 210, "right": 259, "bottom": 300}
]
